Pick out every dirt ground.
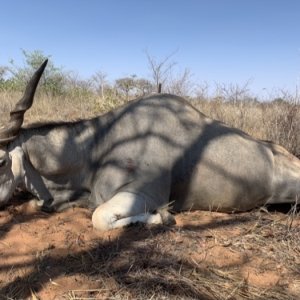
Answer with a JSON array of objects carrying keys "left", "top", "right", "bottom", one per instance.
[{"left": 0, "top": 198, "right": 299, "bottom": 300}]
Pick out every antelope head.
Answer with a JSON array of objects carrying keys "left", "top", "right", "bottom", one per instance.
[{"left": 0, "top": 60, "right": 47, "bottom": 205}]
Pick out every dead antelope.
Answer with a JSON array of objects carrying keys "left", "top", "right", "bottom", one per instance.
[{"left": 0, "top": 60, "right": 299, "bottom": 230}]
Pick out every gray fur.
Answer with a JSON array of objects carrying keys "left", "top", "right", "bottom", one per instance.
[{"left": 0, "top": 62, "right": 299, "bottom": 230}]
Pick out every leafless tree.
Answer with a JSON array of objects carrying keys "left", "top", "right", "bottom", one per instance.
[
  {"left": 92, "top": 71, "right": 108, "bottom": 99},
  {"left": 214, "top": 79, "right": 252, "bottom": 103},
  {"left": 195, "top": 81, "right": 209, "bottom": 101},
  {"left": 145, "top": 50, "right": 177, "bottom": 93},
  {"left": 166, "top": 68, "right": 194, "bottom": 97}
]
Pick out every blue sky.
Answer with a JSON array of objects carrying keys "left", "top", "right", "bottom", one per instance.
[{"left": 1, "top": 0, "right": 300, "bottom": 96}]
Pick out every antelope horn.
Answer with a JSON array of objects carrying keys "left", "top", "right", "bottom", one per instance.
[{"left": 0, "top": 59, "right": 48, "bottom": 144}]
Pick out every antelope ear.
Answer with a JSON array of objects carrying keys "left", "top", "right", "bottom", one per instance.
[{"left": 0, "top": 59, "right": 48, "bottom": 145}]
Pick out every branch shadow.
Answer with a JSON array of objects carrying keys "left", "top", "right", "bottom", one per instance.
[{"left": 0, "top": 215, "right": 256, "bottom": 299}]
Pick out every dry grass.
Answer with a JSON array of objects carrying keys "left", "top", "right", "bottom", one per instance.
[
  {"left": 0, "top": 91, "right": 98, "bottom": 124},
  {"left": 191, "top": 99, "right": 300, "bottom": 156},
  {"left": 1, "top": 91, "right": 299, "bottom": 156},
  {"left": 44, "top": 209, "right": 299, "bottom": 299}
]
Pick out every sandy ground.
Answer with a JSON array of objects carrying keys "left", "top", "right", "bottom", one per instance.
[{"left": 0, "top": 198, "right": 299, "bottom": 300}]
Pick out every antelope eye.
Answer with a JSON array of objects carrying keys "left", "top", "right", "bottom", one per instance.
[{"left": 0, "top": 159, "right": 7, "bottom": 168}]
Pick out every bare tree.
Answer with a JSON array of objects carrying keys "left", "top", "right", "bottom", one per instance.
[
  {"left": 195, "top": 81, "right": 209, "bottom": 101},
  {"left": 214, "top": 80, "right": 252, "bottom": 103},
  {"left": 167, "top": 68, "right": 194, "bottom": 97},
  {"left": 92, "top": 71, "right": 107, "bottom": 99},
  {"left": 145, "top": 50, "right": 177, "bottom": 93}
]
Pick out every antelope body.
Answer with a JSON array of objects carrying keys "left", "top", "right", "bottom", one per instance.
[{"left": 0, "top": 61, "right": 299, "bottom": 230}]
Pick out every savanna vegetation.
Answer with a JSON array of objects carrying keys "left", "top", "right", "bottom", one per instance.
[{"left": 0, "top": 50, "right": 299, "bottom": 156}]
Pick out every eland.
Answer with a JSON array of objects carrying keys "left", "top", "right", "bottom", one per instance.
[{"left": 0, "top": 60, "right": 299, "bottom": 230}]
